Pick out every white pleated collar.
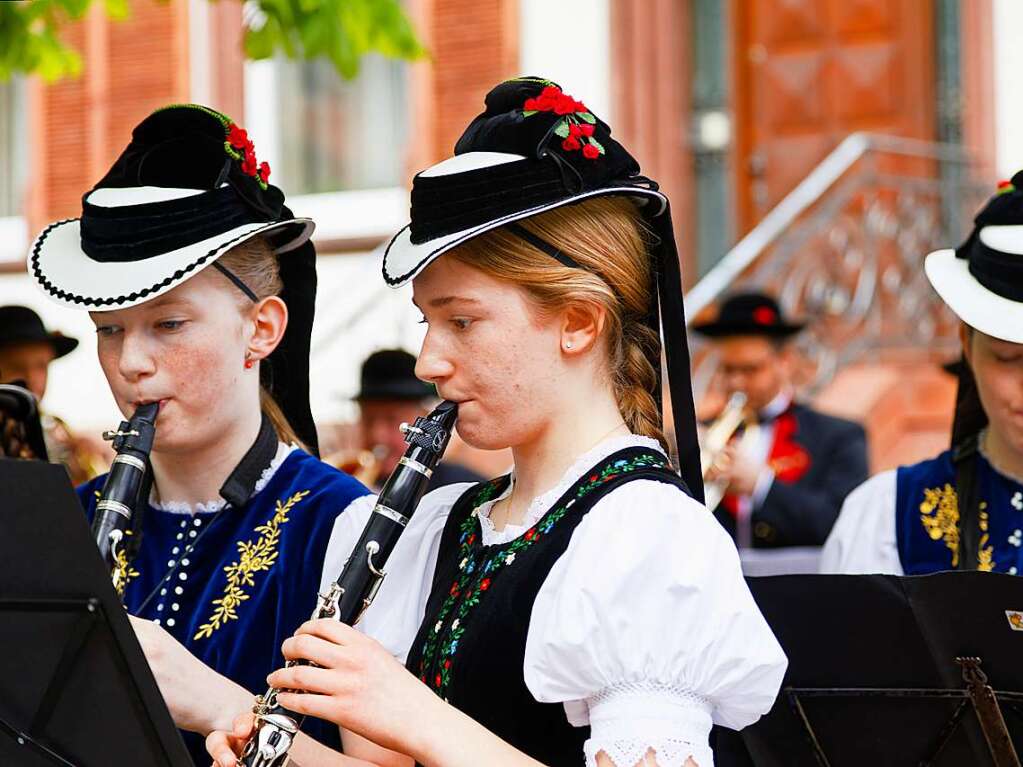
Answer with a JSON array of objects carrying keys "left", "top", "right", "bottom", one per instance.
[{"left": 476, "top": 433, "right": 665, "bottom": 546}]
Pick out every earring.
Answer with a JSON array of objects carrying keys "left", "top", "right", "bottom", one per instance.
[
  {"left": 565, "top": 341, "right": 573, "bottom": 350},
  {"left": 244, "top": 355, "right": 254, "bottom": 369}
]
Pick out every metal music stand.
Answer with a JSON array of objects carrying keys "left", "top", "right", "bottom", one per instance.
[
  {"left": 715, "top": 573, "right": 1023, "bottom": 767},
  {"left": 0, "top": 459, "right": 191, "bottom": 766}
]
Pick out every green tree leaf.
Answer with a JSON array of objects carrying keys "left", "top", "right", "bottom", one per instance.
[
  {"left": 578, "top": 112, "right": 596, "bottom": 124},
  {"left": 554, "top": 119, "right": 570, "bottom": 138}
]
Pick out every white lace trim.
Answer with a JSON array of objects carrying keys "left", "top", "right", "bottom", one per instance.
[
  {"left": 584, "top": 737, "right": 710, "bottom": 767},
  {"left": 476, "top": 433, "right": 665, "bottom": 546},
  {"left": 583, "top": 682, "right": 714, "bottom": 767},
  {"left": 150, "top": 442, "right": 298, "bottom": 515}
]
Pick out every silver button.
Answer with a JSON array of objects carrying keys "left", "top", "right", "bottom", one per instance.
[
  {"left": 157, "top": 604, "right": 164, "bottom": 611},
  {"left": 167, "top": 560, "right": 176, "bottom": 567},
  {"left": 180, "top": 520, "right": 188, "bottom": 528},
  {"left": 181, "top": 558, "right": 190, "bottom": 566},
  {"left": 166, "top": 618, "right": 175, "bottom": 627},
  {"left": 176, "top": 533, "right": 183, "bottom": 540},
  {"left": 160, "top": 588, "right": 167, "bottom": 596},
  {"left": 154, "top": 618, "right": 161, "bottom": 626},
  {"left": 175, "top": 586, "right": 183, "bottom": 595},
  {"left": 171, "top": 603, "right": 180, "bottom": 611},
  {"left": 179, "top": 573, "right": 188, "bottom": 581},
  {"left": 193, "top": 518, "right": 202, "bottom": 527},
  {"left": 188, "top": 531, "right": 197, "bottom": 538},
  {"left": 172, "top": 547, "right": 180, "bottom": 555}
]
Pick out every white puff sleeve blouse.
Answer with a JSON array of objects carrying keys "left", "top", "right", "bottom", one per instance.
[{"left": 321, "top": 435, "right": 788, "bottom": 767}]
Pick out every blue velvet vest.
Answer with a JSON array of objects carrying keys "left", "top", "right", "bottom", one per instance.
[
  {"left": 78, "top": 449, "right": 369, "bottom": 764},
  {"left": 895, "top": 449, "right": 1023, "bottom": 575}
]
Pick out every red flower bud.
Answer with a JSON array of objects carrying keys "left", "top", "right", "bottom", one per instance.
[
  {"left": 578, "top": 124, "right": 595, "bottom": 137},
  {"left": 554, "top": 95, "right": 578, "bottom": 115},
  {"left": 444, "top": 660, "right": 452, "bottom": 669},
  {"left": 435, "top": 674, "right": 442, "bottom": 687},
  {"left": 524, "top": 97, "right": 539, "bottom": 111},
  {"left": 752, "top": 306, "right": 777, "bottom": 325},
  {"left": 562, "top": 136, "right": 581, "bottom": 152},
  {"left": 540, "top": 85, "right": 561, "bottom": 99},
  {"left": 258, "top": 161, "right": 271, "bottom": 183},
  {"left": 582, "top": 143, "right": 600, "bottom": 160},
  {"left": 241, "top": 154, "right": 257, "bottom": 176},
  {"left": 568, "top": 123, "right": 582, "bottom": 137},
  {"left": 480, "top": 578, "right": 491, "bottom": 590}
]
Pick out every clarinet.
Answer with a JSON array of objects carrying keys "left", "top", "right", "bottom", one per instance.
[
  {"left": 93, "top": 401, "right": 158, "bottom": 595},
  {"left": 241, "top": 400, "right": 459, "bottom": 767}
]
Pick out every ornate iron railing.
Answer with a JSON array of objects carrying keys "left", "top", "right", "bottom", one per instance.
[{"left": 685, "top": 133, "right": 990, "bottom": 403}]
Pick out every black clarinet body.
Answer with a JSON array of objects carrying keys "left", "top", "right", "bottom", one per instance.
[
  {"left": 93, "top": 401, "right": 158, "bottom": 594},
  {"left": 241, "top": 400, "right": 458, "bottom": 767}
]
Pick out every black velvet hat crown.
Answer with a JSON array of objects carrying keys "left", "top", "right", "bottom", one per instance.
[
  {"left": 382, "top": 77, "right": 704, "bottom": 500},
  {"left": 355, "top": 349, "right": 435, "bottom": 401},
  {"left": 29, "top": 104, "right": 320, "bottom": 452}
]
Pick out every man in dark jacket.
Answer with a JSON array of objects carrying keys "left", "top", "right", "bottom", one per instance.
[{"left": 694, "top": 292, "right": 868, "bottom": 548}]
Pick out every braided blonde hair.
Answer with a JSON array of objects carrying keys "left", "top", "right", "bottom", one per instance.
[{"left": 448, "top": 196, "right": 668, "bottom": 453}]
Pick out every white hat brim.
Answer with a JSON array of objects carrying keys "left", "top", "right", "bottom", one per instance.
[
  {"left": 31, "top": 217, "right": 313, "bottom": 310},
  {"left": 381, "top": 151, "right": 667, "bottom": 287},
  {"left": 925, "top": 247, "right": 1023, "bottom": 344}
]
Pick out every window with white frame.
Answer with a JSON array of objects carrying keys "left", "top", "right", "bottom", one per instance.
[{"left": 0, "top": 77, "right": 27, "bottom": 218}]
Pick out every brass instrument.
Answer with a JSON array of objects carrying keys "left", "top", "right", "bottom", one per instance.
[
  {"left": 700, "top": 392, "right": 749, "bottom": 510},
  {"left": 327, "top": 445, "right": 388, "bottom": 487},
  {"left": 42, "top": 412, "right": 110, "bottom": 484}
]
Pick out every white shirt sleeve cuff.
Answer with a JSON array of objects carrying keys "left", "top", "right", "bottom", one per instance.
[{"left": 582, "top": 683, "right": 715, "bottom": 767}]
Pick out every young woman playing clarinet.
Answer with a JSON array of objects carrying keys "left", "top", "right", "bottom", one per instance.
[
  {"left": 209, "top": 78, "right": 786, "bottom": 767},
  {"left": 28, "top": 105, "right": 372, "bottom": 763}
]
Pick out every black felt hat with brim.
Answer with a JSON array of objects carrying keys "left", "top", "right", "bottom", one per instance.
[
  {"left": 382, "top": 76, "right": 705, "bottom": 502},
  {"left": 355, "top": 349, "right": 435, "bottom": 401},
  {"left": 0, "top": 306, "right": 78, "bottom": 358},
  {"left": 691, "top": 292, "right": 805, "bottom": 339},
  {"left": 29, "top": 104, "right": 313, "bottom": 310},
  {"left": 925, "top": 172, "right": 1023, "bottom": 345}
]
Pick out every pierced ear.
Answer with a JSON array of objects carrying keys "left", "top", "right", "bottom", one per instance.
[
  {"left": 561, "top": 303, "right": 605, "bottom": 354},
  {"left": 247, "top": 296, "right": 288, "bottom": 362}
]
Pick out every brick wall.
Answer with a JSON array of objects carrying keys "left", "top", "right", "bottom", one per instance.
[
  {"left": 407, "top": 0, "right": 519, "bottom": 176},
  {"left": 26, "top": 0, "right": 190, "bottom": 236}
]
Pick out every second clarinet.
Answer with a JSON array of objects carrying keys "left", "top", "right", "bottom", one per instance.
[{"left": 242, "top": 399, "right": 459, "bottom": 767}]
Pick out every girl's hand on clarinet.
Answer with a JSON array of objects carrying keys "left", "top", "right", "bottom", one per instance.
[
  {"left": 206, "top": 712, "right": 255, "bottom": 767},
  {"left": 270, "top": 619, "right": 438, "bottom": 758}
]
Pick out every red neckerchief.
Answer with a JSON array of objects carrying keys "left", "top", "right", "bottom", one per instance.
[{"left": 720, "top": 405, "right": 812, "bottom": 517}]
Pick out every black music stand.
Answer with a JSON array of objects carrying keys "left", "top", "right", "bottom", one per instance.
[
  {"left": 715, "top": 573, "right": 1023, "bottom": 767},
  {"left": 0, "top": 459, "right": 191, "bottom": 767}
]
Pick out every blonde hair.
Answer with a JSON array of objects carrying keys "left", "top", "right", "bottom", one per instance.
[
  {"left": 448, "top": 196, "right": 668, "bottom": 452},
  {"left": 216, "top": 236, "right": 303, "bottom": 447}
]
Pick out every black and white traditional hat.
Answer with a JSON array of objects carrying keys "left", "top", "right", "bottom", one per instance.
[
  {"left": 383, "top": 77, "right": 703, "bottom": 500},
  {"left": 928, "top": 173, "right": 1023, "bottom": 447},
  {"left": 926, "top": 173, "right": 1023, "bottom": 345},
  {"left": 30, "top": 104, "right": 313, "bottom": 309},
  {"left": 28, "top": 105, "right": 321, "bottom": 452}
]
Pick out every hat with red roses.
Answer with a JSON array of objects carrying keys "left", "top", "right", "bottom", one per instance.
[
  {"left": 692, "top": 292, "right": 806, "bottom": 339},
  {"left": 29, "top": 104, "right": 313, "bottom": 310},
  {"left": 382, "top": 76, "right": 706, "bottom": 502},
  {"left": 28, "top": 104, "right": 322, "bottom": 452}
]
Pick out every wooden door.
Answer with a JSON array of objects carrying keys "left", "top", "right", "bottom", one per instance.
[{"left": 733, "top": 0, "right": 936, "bottom": 232}]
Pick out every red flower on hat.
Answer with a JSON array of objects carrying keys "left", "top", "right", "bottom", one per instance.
[
  {"left": 223, "top": 120, "right": 270, "bottom": 190},
  {"left": 997, "top": 179, "right": 1015, "bottom": 196},
  {"left": 521, "top": 83, "right": 605, "bottom": 161},
  {"left": 752, "top": 306, "right": 777, "bottom": 325}
]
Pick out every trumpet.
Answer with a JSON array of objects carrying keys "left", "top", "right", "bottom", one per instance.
[
  {"left": 326, "top": 444, "right": 388, "bottom": 487},
  {"left": 700, "top": 392, "right": 748, "bottom": 510}
]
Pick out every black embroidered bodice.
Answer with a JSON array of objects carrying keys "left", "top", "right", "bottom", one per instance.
[{"left": 405, "top": 447, "right": 689, "bottom": 766}]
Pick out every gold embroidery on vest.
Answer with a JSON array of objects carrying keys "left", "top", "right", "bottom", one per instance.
[
  {"left": 94, "top": 490, "right": 139, "bottom": 596},
  {"left": 194, "top": 490, "right": 310, "bottom": 640},
  {"left": 978, "top": 502, "right": 994, "bottom": 572},
  {"left": 920, "top": 484, "right": 960, "bottom": 567}
]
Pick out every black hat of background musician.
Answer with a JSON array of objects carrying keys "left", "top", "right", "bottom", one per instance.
[
  {"left": 381, "top": 77, "right": 705, "bottom": 501},
  {"left": 0, "top": 305, "right": 78, "bottom": 359},
  {"left": 355, "top": 349, "right": 436, "bottom": 402},
  {"left": 27, "top": 105, "right": 320, "bottom": 453},
  {"left": 691, "top": 291, "right": 806, "bottom": 339}
]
